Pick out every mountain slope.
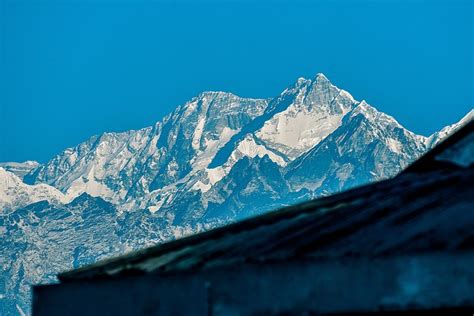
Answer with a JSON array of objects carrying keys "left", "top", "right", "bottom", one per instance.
[
  {"left": 286, "top": 101, "right": 427, "bottom": 195},
  {"left": 0, "top": 193, "right": 212, "bottom": 315}
]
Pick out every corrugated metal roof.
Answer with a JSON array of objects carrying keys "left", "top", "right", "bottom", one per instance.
[{"left": 59, "top": 121, "right": 474, "bottom": 282}]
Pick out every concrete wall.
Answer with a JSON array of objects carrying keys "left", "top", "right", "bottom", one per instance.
[{"left": 33, "top": 253, "right": 474, "bottom": 315}]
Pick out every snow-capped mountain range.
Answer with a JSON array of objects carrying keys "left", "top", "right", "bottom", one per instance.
[
  {"left": 7, "top": 73, "right": 472, "bottom": 215},
  {"left": 1, "top": 73, "right": 472, "bottom": 315}
]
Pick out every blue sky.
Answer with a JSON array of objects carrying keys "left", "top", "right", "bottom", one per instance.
[{"left": 0, "top": 0, "right": 472, "bottom": 163}]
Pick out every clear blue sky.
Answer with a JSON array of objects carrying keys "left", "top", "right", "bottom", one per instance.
[{"left": 1, "top": 0, "right": 472, "bottom": 163}]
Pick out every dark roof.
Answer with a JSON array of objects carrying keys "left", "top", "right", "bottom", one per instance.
[{"left": 59, "top": 121, "right": 474, "bottom": 283}]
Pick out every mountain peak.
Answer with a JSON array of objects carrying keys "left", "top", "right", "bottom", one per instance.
[
  {"left": 197, "top": 90, "right": 237, "bottom": 99},
  {"left": 349, "top": 100, "right": 377, "bottom": 121},
  {"left": 196, "top": 91, "right": 266, "bottom": 106},
  {"left": 282, "top": 73, "right": 331, "bottom": 96},
  {"left": 296, "top": 77, "right": 308, "bottom": 84},
  {"left": 354, "top": 100, "right": 370, "bottom": 110},
  {"left": 314, "top": 72, "right": 329, "bottom": 82},
  {"left": 349, "top": 100, "right": 403, "bottom": 130}
]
